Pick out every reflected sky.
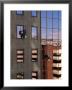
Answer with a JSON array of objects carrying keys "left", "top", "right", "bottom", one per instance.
[{"left": 41, "top": 11, "right": 61, "bottom": 40}]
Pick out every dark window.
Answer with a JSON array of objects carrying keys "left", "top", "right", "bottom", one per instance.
[
  {"left": 32, "top": 71, "right": 38, "bottom": 79},
  {"left": 32, "top": 49, "right": 38, "bottom": 62},
  {"left": 16, "top": 25, "right": 26, "bottom": 39},
  {"left": 16, "top": 72, "right": 24, "bottom": 79},
  {"left": 32, "top": 11, "right": 37, "bottom": 16},
  {"left": 32, "top": 26, "right": 37, "bottom": 39},
  {"left": 16, "top": 49, "right": 24, "bottom": 63},
  {"left": 16, "top": 11, "right": 24, "bottom": 15}
]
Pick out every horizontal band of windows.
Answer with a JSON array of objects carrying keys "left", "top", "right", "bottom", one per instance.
[
  {"left": 52, "top": 67, "right": 61, "bottom": 70},
  {"left": 53, "top": 70, "right": 61, "bottom": 75},
  {"left": 32, "top": 55, "right": 37, "bottom": 58},
  {"left": 17, "top": 59, "right": 24, "bottom": 63},
  {"left": 53, "top": 56, "right": 61, "bottom": 60},
  {"left": 32, "top": 50, "right": 37, "bottom": 53},
  {"left": 17, "top": 51, "right": 24, "bottom": 54},
  {"left": 53, "top": 60, "right": 61, "bottom": 63},
  {"left": 53, "top": 63, "right": 61, "bottom": 67},
  {"left": 53, "top": 74, "right": 61, "bottom": 78}
]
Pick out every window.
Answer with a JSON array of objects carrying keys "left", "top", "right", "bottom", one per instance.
[
  {"left": 32, "top": 26, "right": 37, "bottom": 39},
  {"left": 32, "top": 49, "right": 38, "bottom": 62},
  {"left": 16, "top": 11, "right": 24, "bottom": 15},
  {"left": 32, "top": 11, "right": 37, "bottom": 16},
  {"left": 16, "top": 25, "right": 26, "bottom": 39},
  {"left": 32, "top": 71, "right": 38, "bottom": 79},
  {"left": 16, "top": 72, "right": 24, "bottom": 79},
  {"left": 16, "top": 49, "right": 24, "bottom": 63}
]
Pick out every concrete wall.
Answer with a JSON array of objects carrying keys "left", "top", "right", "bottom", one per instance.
[{"left": 11, "top": 11, "right": 42, "bottom": 79}]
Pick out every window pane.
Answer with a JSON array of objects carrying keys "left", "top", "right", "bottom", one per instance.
[
  {"left": 53, "top": 11, "right": 59, "bottom": 18},
  {"left": 17, "top": 26, "right": 23, "bottom": 38},
  {"left": 53, "top": 19, "right": 58, "bottom": 29},
  {"left": 53, "top": 29, "right": 58, "bottom": 40},
  {"left": 41, "top": 11, "right": 46, "bottom": 17},
  {"left": 47, "top": 19, "right": 52, "bottom": 29},
  {"left": 41, "top": 18, "right": 46, "bottom": 28},
  {"left": 16, "top": 11, "right": 24, "bottom": 15},
  {"left": 32, "top": 11, "right": 36, "bottom": 16},
  {"left": 41, "top": 28, "right": 46, "bottom": 39},
  {"left": 47, "top": 11, "right": 52, "bottom": 18},
  {"left": 47, "top": 29, "right": 52, "bottom": 40},
  {"left": 32, "top": 27, "right": 37, "bottom": 39}
]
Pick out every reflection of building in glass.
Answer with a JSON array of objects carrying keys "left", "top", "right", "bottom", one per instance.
[{"left": 11, "top": 11, "right": 61, "bottom": 79}]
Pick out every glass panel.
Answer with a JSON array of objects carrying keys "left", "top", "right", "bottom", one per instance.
[
  {"left": 53, "top": 19, "right": 58, "bottom": 29},
  {"left": 47, "top": 29, "right": 52, "bottom": 40},
  {"left": 41, "top": 28, "right": 46, "bottom": 39},
  {"left": 41, "top": 11, "right": 46, "bottom": 17},
  {"left": 32, "top": 27, "right": 37, "bottom": 39},
  {"left": 17, "top": 26, "right": 24, "bottom": 38},
  {"left": 16, "top": 11, "right": 24, "bottom": 15},
  {"left": 53, "top": 11, "right": 59, "bottom": 18},
  {"left": 32, "top": 11, "right": 36, "bottom": 16},
  {"left": 47, "top": 19, "right": 52, "bottom": 29},
  {"left": 47, "top": 11, "right": 52, "bottom": 18}
]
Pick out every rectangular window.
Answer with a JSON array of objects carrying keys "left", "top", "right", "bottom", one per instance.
[
  {"left": 16, "top": 11, "right": 24, "bottom": 15},
  {"left": 32, "top": 26, "right": 37, "bottom": 39},
  {"left": 32, "top": 11, "right": 37, "bottom": 16},
  {"left": 32, "top": 49, "right": 38, "bottom": 62},
  {"left": 16, "top": 49, "right": 24, "bottom": 63},
  {"left": 16, "top": 72, "right": 24, "bottom": 79},
  {"left": 32, "top": 71, "right": 38, "bottom": 79},
  {"left": 16, "top": 25, "right": 26, "bottom": 39}
]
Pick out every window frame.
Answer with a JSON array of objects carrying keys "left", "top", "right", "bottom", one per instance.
[
  {"left": 16, "top": 72, "right": 24, "bottom": 79},
  {"left": 32, "top": 71, "right": 38, "bottom": 79},
  {"left": 16, "top": 11, "right": 24, "bottom": 15},
  {"left": 31, "top": 26, "right": 38, "bottom": 39},
  {"left": 16, "top": 25, "right": 25, "bottom": 39},
  {"left": 31, "top": 49, "right": 38, "bottom": 62},
  {"left": 16, "top": 49, "right": 24, "bottom": 63}
]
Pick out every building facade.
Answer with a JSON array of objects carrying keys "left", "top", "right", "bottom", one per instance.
[{"left": 11, "top": 11, "right": 61, "bottom": 79}]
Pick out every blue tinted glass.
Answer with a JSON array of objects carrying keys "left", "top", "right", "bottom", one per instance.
[
  {"left": 53, "top": 19, "right": 58, "bottom": 28},
  {"left": 41, "top": 28, "right": 46, "bottom": 39},
  {"left": 47, "top": 19, "right": 52, "bottom": 28},
  {"left": 41, "top": 18, "right": 46, "bottom": 28},
  {"left": 47, "top": 11, "right": 52, "bottom": 18},
  {"left": 53, "top": 11, "right": 58, "bottom": 18},
  {"left": 41, "top": 11, "right": 46, "bottom": 17},
  {"left": 16, "top": 11, "right": 24, "bottom": 15},
  {"left": 47, "top": 29, "right": 52, "bottom": 39},
  {"left": 53, "top": 29, "right": 58, "bottom": 40},
  {"left": 32, "top": 27, "right": 37, "bottom": 39},
  {"left": 59, "top": 11, "right": 61, "bottom": 19},
  {"left": 32, "top": 11, "right": 36, "bottom": 16}
]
